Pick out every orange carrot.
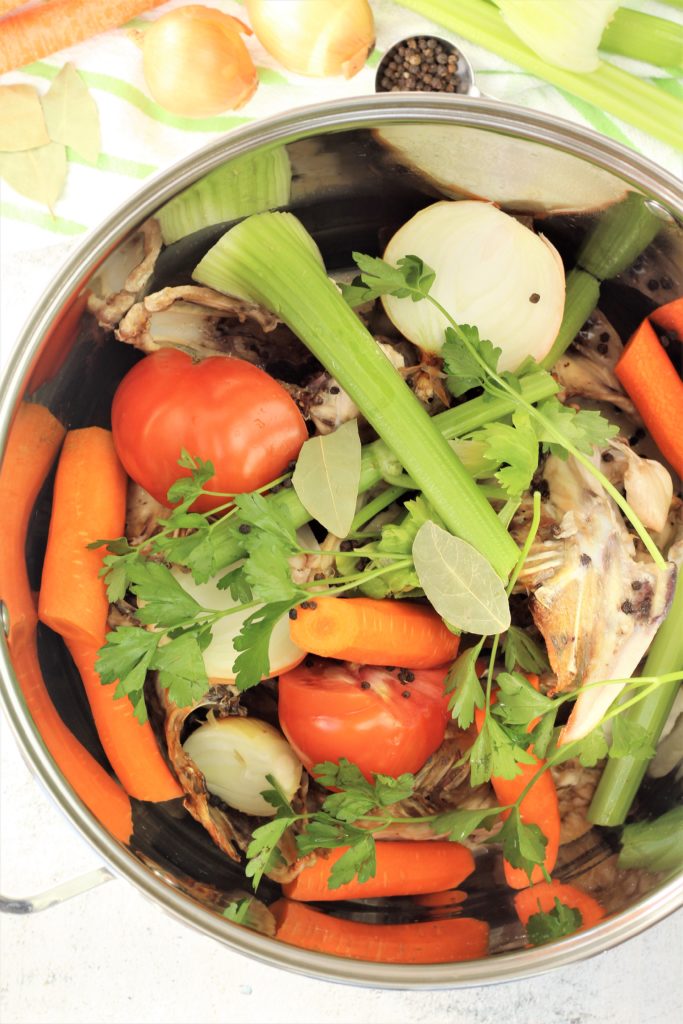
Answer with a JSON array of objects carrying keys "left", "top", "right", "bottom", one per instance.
[
  {"left": 649, "top": 297, "right": 683, "bottom": 339},
  {"left": 514, "top": 880, "right": 605, "bottom": 933},
  {"left": 0, "top": 403, "right": 132, "bottom": 842},
  {"left": 475, "top": 676, "right": 560, "bottom": 889},
  {"left": 39, "top": 427, "right": 182, "bottom": 802},
  {"left": 289, "top": 596, "right": 460, "bottom": 669},
  {"left": 0, "top": 0, "right": 165, "bottom": 75},
  {"left": 615, "top": 317, "right": 683, "bottom": 477},
  {"left": 282, "top": 841, "right": 475, "bottom": 902},
  {"left": 0, "top": 1, "right": 26, "bottom": 18},
  {"left": 271, "top": 899, "right": 489, "bottom": 964}
]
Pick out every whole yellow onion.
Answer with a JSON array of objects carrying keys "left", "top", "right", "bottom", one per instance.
[
  {"left": 245, "top": 0, "right": 375, "bottom": 78},
  {"left": 143, "top": 6, "right": 258, "bottom": 117}
]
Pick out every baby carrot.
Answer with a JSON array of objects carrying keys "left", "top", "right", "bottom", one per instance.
[
  {"left": 514, "top": 880, "right": 605, "bottom": 933},
  {"left": 289, "top": 596, "right": 460, "bottom": 669},
  {"left": 271, "top": 899, "right": 489, "bottom": 964},
  {"left": 0, "top": 403, "right": 132, "bottom": 842},
  {"left": 615, "top": 317, "right": 683, "bottom": 477},
  {"left": 282, "top": 841, "right": 475, "bottom": 902},
  {"left": 475, "top": 677, "right": 560, "bottom": 889},
  {"left": 38, "top": 427, "right": 181, "bottom": 802},
  {"left": 649, "top": 297, "right": 683, "bottom": 339},
  {"left": 0, "top": 0, "right": 165, "bottom": 75}
]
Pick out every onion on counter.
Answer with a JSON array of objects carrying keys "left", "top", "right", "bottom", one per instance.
[
  {"left": 183, "top": 715, "right": 303, "bottom": 816},
  {"left": 381, "top": 201, "right": 566, "bottom": 372},
  {"left": 245, "top": 0, "right": 375, "bottom": 78},
  {"left": 143, "top": 6, "right": 258, "bottom": 117}
]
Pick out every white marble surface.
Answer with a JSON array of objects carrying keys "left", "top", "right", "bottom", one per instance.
[{"left": 1, "top": 227, "right": 682, "bottom": 1024}]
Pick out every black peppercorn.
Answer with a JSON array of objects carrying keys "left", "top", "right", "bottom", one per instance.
[
  {"left": 288, "top": 608, "right": 298, "bottom": 620},
  {"left": 377, "top": 35, "right": 465, "bottom": 95},
  {"left": 238, "top": 523, "right": 251, "bottom": 534}
]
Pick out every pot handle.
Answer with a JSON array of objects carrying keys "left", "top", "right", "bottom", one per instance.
[{"left": 0, "top": 866, "right": 115, "bottom": 914}]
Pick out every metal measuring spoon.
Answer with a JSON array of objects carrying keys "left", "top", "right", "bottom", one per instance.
[{"left": 375, "top": 34, "right": 480, "bottom": 97}]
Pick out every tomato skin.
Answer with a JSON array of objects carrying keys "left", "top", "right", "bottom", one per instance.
[
  {"left": 278, "top": 660, "right": 451, "bottom": 779},
  {"left": 111, "top": 350, "right": 308, "bottom": 511}
]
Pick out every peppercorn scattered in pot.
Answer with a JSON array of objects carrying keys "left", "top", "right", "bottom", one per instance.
[{"left": 376, "top": 36, "right": 466, "bottom": 94}]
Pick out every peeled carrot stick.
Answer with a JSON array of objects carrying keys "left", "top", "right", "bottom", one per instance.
[
  {"left": 615, "top": 317, "right": 683, "bottom": 477},
  {"left": 272, "top": 899, "right": 489, "bottom": 964},
  {"left": 0, "top": 403, "right": 132, "bottom": 842},
  {"left": 39, "top": 427, "right": 181, "bottom": 802},
  {"left": 649, "top": 297, "right": 683, "bottom": 339},
  {"left": 282, "top": 841, "right": 475, "bottom": 902},
  {"left": 514, "top": 881, "right": 605, "bottom": 933},
  {"left": 0, "top": 0, "right": 165, "bottom": 75},
  {"left": 475, "top": 677, "right": 560, "bottom": 889},
  {"left": 289, "top": 596, "right": 460, "bottom": 669}
]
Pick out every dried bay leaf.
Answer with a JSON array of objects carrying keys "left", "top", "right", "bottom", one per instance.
[
  {"left": 0, "top": 84, "right": 50, "bottom": 152},
  {"left": 292, "top": 419, "right": 361, "bottom": 538},
  {"left": 41, "top": 63, "right": 100, "bottom": 165},
  {"left": 0, "top": 142, "right": 67, "bottom": 212},
  {"left": 412, "top": 520, "right": 511, "bottom": 636}
]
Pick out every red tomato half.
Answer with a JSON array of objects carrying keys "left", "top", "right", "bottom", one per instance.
[
  {"left": 278, "top": 659, "right": 451, "bottom": 779},
  {"left": 111, "top": 350, "right": 308, "bottom": 512}
]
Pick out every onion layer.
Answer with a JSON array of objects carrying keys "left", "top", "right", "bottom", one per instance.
[
  {"left": 183, "top": 716, "right": 302, "bottom": 816},
  {"left": 245, "top": 0, "right": 374, "bottom": 78},
  {"left": 143, "top": 6, "right": 258, "bottom": 117},
  {"left": 381, "top": 201, "right": 565, "bottom": 372}
]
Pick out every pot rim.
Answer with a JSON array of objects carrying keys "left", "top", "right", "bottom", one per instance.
[{"left": 1, "top": 94, "right": 681, "bottom": 988}]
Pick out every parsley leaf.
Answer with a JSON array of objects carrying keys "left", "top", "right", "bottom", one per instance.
[
  {"left": 445, "top": 646, "right": 484, "bottom": 729},
  {"left": 442, "top": 324, "right": 502, "bottom": 397},
  {"left": 494, "top": 672, "right": 555, "bottom": 727},
  {"left": 165, "top": 451, "right": 216, "bottom": 505},
  {"left": 470, "top": 715, "right": 536, "bottom": 786},
  {"left": 528, "top": 712, "right": 558, "bottom": 759},
  {"left": 328, "top": 834, "right": 377, "bottom": 890},
  {"left": 242, "top": 533, "right": 306, "bottom": 604},
  {"left": 215, "top": 565, "right": 253, "bottom": 604},
  {"left": 534, "top": 398, "right": 618, "bottom": 458},
  {"left": 314, "top": 758, "right": 415, "bottom": 821},
  {"left": 245, "top": 818, "right": 290, "bottom": 890},
  {"left": 152, "top": 632, "right": 209, "bottom": 709},
  {"left": 234, "top": 491, "right": 298, "bottom": 547},
  {"left": 128, "top": 561, "right": 203, "bottom": 628},
  {"left": 432, "top": 806, "right": 502, "bottom": 842},
  {"left": 96, "top": 626, "right": 159, "bottom": 723},
  {"left": 609, "top": 717, "right": 656, "bottom": 761},
  {"left": 503, "top": 626, "right": 550, "bottom": 674},
  {"left": 469, "top": 411, "right": 539, "bottom": 498},
  {"left": 222, "top": 898, "right": 254, "bottom": 925},
  {"left": 497, "top": 806, "right": 548, "bottom": 880},
  {"left": 342, "top": 252, "right": 435, "bottom": 306},
  {"left": 526, "top": 898, "right": 583, "bottom": 946},
  {"left": 574, "top": 724, "right": 610, "bottom": 767},
  {"left": 232, "top": 600, "right": 297, "bottom": 691}
]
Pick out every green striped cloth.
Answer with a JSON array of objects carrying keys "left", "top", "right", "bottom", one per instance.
[{"left": 0, "top": 1, "right": 680, "bottom": 263}]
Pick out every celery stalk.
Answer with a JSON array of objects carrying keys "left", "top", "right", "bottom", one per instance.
[
  {"left": 601, "top": 8, "right": 683, "bottom": 68},
  {"left": 576, "top": 192, "right": 663, "bottom": 280},
  {"left": 194, "top": 212, "right": 520, "bottom": 578},
  {"left": 396, "top": 0, "right": 683, "bottom": 148},
  {"left": 540, "top": 269, "right": 600, "bottom": 370},
  {"left": 618, "top": 807, "right": 683, "bottom": 874},
  {"left": 588, "top": 573, "right": 683, "bottom": 827}
]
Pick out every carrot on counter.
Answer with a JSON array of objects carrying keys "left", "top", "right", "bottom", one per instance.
[
  {"left": 475, "top": 676, "right": 560, "bottom": 890},
  {"left": 283, "top": 841, "right": 475, "bottom": 902},
  {"left": 289, "top": 596, "right": 460, "bottom": 670},
  {"left": 0, "top": 403, "right": 132, "bottom": 842},
  {"left": 514, "top": 880, "right": 605, "bottom": 933},
  {"left": 271, "top": 899, "right": 489, "bottom": 964},
  {"left": 615, "top": 316, "right": 683, "bottom": 478},
  {"left": 0, "top": 0, "right": 165, "bottom": 75},
  {"left": 649, "top": 297, "right": 683, "bottom": 339},
  {"left": 38, "top": 426, "right": 181, "bottom": 803}
]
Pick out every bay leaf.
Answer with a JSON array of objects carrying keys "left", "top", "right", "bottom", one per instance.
[
  {"left": 412, "top": 520, "right": 511, "bottom": 635},
  {"left": 0, "top": 85, "right": 50, "bottom": 152},
  {"left": 41, "top": 63, "right": 101, "bottom": 165},
  {"left": 292, "top": 419, "right": 361, "bottom": 538},
  {"left": 0, "top": 142, "right": 67, "bottom": 212}
]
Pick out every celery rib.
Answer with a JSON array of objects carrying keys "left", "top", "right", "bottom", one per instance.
[
  {"left": 397, "top": 0, "right": 683, "bottom": 149},
  {"left": 194, "top": 212, "right": 520, "bottom": 578},
  {"left": 601, "top": 8, "right": 683, "bottom": 69}
]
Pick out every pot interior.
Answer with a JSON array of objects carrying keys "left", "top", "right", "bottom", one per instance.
[{"left": 1, "top": 101, "right": 682, "bottom": 985}]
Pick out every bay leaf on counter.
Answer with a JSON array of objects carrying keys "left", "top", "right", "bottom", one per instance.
[
  {"left": 41, "top": 62, "right": 101, "bottom": 165},
  {"left": 412, "top": 520, "right": 511, "bottom": 636},
  {"left": 0, "top": 142, "right": 67, "bottom": 212},
  {"left": 0, "top": 84, "right": 50, "bottom": 152},
  {"left": 292, "top": 419, "right": 361, "bottom": 538}
]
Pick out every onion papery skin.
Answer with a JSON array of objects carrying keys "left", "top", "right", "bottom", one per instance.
[
  {"left": 382, "top": 200, "right": 566, "bottom": 373},
  {"left": 245, "top": 0, "right": 375, "bottom": 79},
  {"left": 143, "top": 6, "right": 258, "bottom": 117}
]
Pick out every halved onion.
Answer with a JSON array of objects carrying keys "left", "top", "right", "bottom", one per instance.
[
  {"left": 171, "top": 567, "right": 304, "bottom": 681},
  {"left": 381, "top": 200, "right": 565, "bottom": 372},
  {"left": 183, "top": 715, "right": 302, "bottom": 816}
]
